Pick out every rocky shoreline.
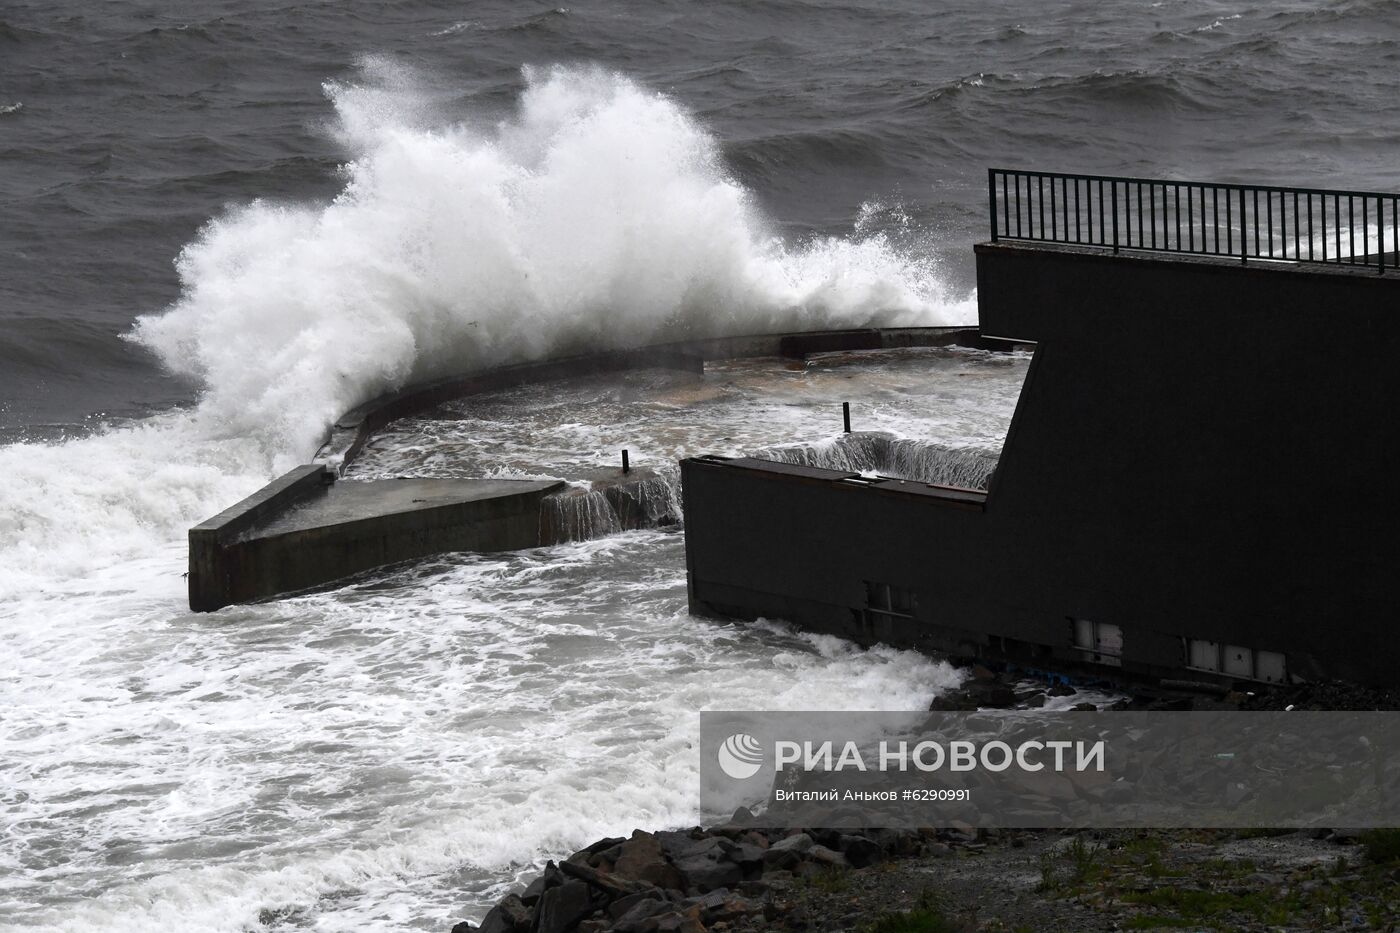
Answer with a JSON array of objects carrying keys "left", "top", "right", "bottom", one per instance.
[
  {"left": 452, "top": 823, "right": 956, "bottom": 933},
  {"left": 449, "top": 671, "right": 1400, "bottom": 933},
  {"left": 449, "top": 822, "right": 1400, "bottom": 933}
]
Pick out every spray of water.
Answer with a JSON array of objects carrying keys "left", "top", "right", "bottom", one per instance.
[
  {"left": 133, "top": 60, "right": 972, "bottom": 461},
  {"left": 0, "top": 60, "right": 979, "bottom": 931},
  {"left": 2, "top": 60, "right": 972, "bottom": 590}
]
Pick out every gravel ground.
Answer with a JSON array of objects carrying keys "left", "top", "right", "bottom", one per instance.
[{"left": 753, "top": 829, "right": 1399, "bottom": 932}]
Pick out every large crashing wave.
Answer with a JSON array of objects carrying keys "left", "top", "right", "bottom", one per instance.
[
  {"left": 132, "top": 61, "right": 973, "bottom": 458},
  {"left": 0, "top": 61, "right": 972, "bottom": 591}
]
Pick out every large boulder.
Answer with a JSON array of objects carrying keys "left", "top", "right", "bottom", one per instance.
[
  {"left": 838, "top": 835, "right": 884, "bottom": 868},
  {"left": 610, "top": 896, "right": 676, "bottom": 933},
  {"left": 473, "top": 893, "right": 532, "bottom": 933},
  {"left": 656, "top": 832, "right": 725, "bottom": 863},
  {"left": 612, "top": 831, "right": 683, "bottom": 891},
  {"left": 672, "top": 848, "right": 743, "bottom": 894},
  {"left": 726, "top": 842, "right": 766, "bottom": 877},
  {"left": 532, "top": 880, "right": 596, "bottom": 933},
  {"left": 806, "top": 844, "right": 847, "bottom": 868}
]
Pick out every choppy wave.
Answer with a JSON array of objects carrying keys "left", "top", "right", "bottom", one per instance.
[
  {"left": 0, "top": 531, "right": 961, "bottom": 933},
  {"left": 130, "top": 61, "right": 971, "bottom": 464},
  {"left": 0, "top": 61, "right": 971, "bottom": 595}
]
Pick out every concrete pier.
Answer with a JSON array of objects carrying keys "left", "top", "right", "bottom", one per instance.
[
  {"left": 188, "top": 326, "right": 983, "bottom": 611},
  {"left": 189, "top": 475, "right": 562, "bottom": 611}
]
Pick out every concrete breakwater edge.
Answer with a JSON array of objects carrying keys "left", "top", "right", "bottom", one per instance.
[
  {"left": 446, "top": 675, "right": 1400, "bottom": 933},
  {"left": 188, "top": 326, "right": 993, "bottom": 611}
]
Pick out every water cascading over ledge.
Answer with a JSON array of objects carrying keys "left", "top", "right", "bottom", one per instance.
[
  {"left": 754, "top": 432, "right": 1000, "bottom": 491},
  {"left": 536, "top": 437, "right": 995, "bottom": 547},
  {"left": 539, "top": 469, "right": 684, "bottom": 544}
]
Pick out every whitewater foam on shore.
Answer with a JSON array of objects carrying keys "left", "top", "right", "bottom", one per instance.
[{"left": 0, "top": 62, "right": 976, "bottom": 933}]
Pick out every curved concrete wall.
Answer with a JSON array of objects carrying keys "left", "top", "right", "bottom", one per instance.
[
  {"left": 192, "top": 325, "right": 982, "bottom": 611},
  {"left": 314, "top": 327, "right": 982, "bottom": 473}
]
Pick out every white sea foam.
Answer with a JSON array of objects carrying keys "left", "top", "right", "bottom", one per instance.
[
  {"left": 0, "top": 533, "right": 961, "bottom": 933},
  {"left": 0, "top": 415, "right": 272, "bottom": 595},
  {"left": 131, "top": 60, "right": 973, "bottom": 461},
  {"left": 1, "top": 62, "right": 971, "bottom": 594},
  {"left": 1, "top": 60, "right": 977, "bottom": 933}
]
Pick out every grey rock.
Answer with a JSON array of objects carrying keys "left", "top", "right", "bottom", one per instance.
[
  {"left": 612, "top": 832, "right": 684, "bottom": 890},
  {"left": 583, "top": 836, "right": 626, "bottom": 855},
  {"left": 673, "top": 851, "right": 743, "bottom": 893},
  {"left": 762, "top": 832, "right": 814, "bottom": 871},
  {"left": 658, "top": 832, "right": 727, "bottom": 863},
  {"left": 611, "top": 896, "right": 671, "bottom": 931},
  {"left": 607, "top": 892, "right": 659, "bottom": 921},
  {"left": 533, "top": 881, "right": 595, "bottom": 933},
  {"left": 521, "top": 877, "right": 548, "bottom": 907},
  {"left": 475, "top": 894, "right": 531, "bottom": 933},
  {"left": 727, "top": 842, "right": 766, "bottom": 873},
  {"left": 521, "top": 861, "right": 565, "bottom": 906},
  {"left": 927, "top": 694, "right": 978, "bottom": 712},
  {"left": 767, "top": 832, "right": 814, "bottom": 854},
  {"left": 806, "top": 844, "right": 847, "bottom": 867},
  {"left": 838, "top": 835, "right": 883, "bottom": 868}
]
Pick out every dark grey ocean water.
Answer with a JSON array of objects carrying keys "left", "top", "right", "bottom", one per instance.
[
  {"left": 2, "top": 0, "right": 1398, "bottom": 431},
  {"left": 3, "top": 4, "right": 1400, "bottom": 930}
]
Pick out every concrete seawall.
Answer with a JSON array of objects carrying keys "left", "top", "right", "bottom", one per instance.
[
  {"left": 189, "top": 477, "right": 564, "bottom": 611},
  {"left": 313, "top": 328, "right": 986, "bottom": 472},
  {"left": 189, "top": 325, "right": 981, "bottom": 612}
]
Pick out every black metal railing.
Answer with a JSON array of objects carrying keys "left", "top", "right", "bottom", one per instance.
[{"left": 989, "top": 168, "right": 1400, "bottom": 274}]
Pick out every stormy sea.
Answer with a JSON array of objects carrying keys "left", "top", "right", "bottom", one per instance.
[{"left": 1, "top": 1, "right": 1397, "bottom": 930}]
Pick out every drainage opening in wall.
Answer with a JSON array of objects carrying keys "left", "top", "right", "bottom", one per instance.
[
  {"left": 864, "top": 581, "right": 916, "bottom": 623},
  {"left": 1184, "top": 638, "right": 1287, "bottom": 683},
  {"left": 1071, "top": 618, "right": 1123, "bottom": 668}
]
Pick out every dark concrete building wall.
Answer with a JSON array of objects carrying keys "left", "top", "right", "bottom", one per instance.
[{"left": 684, "top": 245, "right": 1400, "bottom": 686}]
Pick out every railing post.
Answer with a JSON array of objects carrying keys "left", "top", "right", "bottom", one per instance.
[
  {"left": 988, "top": 169, "right": 998, "bottom": 242},
  {"left": 1379, "top": 197, "right": 1386, "bottom": 275},
  {"left": 1239, "top": 187, "right": 1248, "bottom": 265},
  {"left": 1111, "top": 182, "right": 1119, "bottom": 254}
]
